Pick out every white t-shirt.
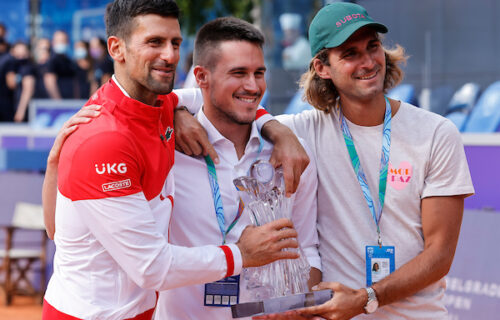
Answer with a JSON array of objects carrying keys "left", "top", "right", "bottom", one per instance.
[
  {"left": 277, "top": 102, "right": 474, "bottom": 319},
  {"left": 155, "top": 109, "right": 321, "bottom": 320}
]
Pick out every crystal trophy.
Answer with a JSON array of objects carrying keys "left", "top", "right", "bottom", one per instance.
[{"left": 232, "top": 160, "right": 313, "bottom": 316}]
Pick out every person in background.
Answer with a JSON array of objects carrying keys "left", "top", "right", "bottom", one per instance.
[
  {"left": 0, "top": 23, "right": 8, "bottom": 58},
  {"left": 44, "top": 30, "right": 76, "bottom": 99},
  {"left": 73, "top": 40, "right": 92, "bottom": 99},
  {"left": 34, "top": 38, "right": 51, "bottom": 66},
  {"left": 0, "top": 38, "right": 8, "bottom": 58},
  {"left": 10, "top": 41, "right": 36, "bottom": 122},
  {"left": 33, "top": 38, "right": 51, "bottom": 99},
  {"left": 0, "top": 23, "right": 6, "bottom": 40},
  {"left": 279, "top": 13, "right": 311, "bottom": 72},
  {"left": 89, "top": 36, "right": 113, "bottom": 93},
  {"left": 0, "top": 41, "right": 17, "bottom": 121}
]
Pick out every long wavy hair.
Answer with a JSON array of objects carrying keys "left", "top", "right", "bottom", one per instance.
[{"left": 300, "top": 42, "right": 408, "bottom": 113}]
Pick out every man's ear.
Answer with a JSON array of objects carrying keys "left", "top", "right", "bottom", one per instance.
[
  {"left": 108, "top": 36, "right": 124, "bottom": 63},
  {"left": 313, "top": 58, "right": 332, "bottom": 80},
  {"left": 194, "top": 65, "right": 209, "bottom": 88}
]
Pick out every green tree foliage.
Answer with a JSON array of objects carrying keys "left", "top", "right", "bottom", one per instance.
[{"left": 176, "top": 0, "right": 255, "bottom": 35}]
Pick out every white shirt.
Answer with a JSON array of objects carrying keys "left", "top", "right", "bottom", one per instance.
[
  {"left": 155, "top": 108, "right": 320, "bottom": 320},
  {"left": 275, "top": 102, "right": 474, "bottom": 319}
]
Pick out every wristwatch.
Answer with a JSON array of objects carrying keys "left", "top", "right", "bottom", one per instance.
[{"left": 364, "top": 287, "right": 379, "bottom": 314}]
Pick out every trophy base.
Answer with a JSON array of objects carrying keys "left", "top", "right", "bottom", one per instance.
[{"left": 231, "top": 289, "right": 333, "bottom": 318}]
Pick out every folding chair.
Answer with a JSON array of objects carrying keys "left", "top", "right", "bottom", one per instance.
[{"left": 0, "top": 202, "right": 47, "bottom": 305}]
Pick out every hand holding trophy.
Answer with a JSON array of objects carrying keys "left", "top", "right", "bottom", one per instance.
[{"left": 232, "top": 161, "right": 332, "bottom": 318}]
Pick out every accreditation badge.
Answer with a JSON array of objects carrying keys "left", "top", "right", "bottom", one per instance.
[
  {"left": 204, "top": 275, "right": 240, "bottom": 307},
  {"left": 366, "top": 246, "right": 395, "bottom": 286}
]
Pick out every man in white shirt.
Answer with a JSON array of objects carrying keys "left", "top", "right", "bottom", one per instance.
[{"left": 155, "top": 17, "right": 321, "bottom": 319}]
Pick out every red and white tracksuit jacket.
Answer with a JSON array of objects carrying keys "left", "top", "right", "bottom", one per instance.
[{"left": 43, "top": 79, "right": 241, "bottom": 320}]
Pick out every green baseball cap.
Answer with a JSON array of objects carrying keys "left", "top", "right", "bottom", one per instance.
[{"left": 309, "top": 2, "right": 388, "bottom": 57}]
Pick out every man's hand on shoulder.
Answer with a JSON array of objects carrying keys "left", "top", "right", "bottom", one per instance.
[
  {"left": 262, "top": 120, "right": 309, "bottom": 197},
  {"left": 47, "top": 104, "right": 102, "bottom": 167},
  {"left": 174, "top": 107, "right": 219, "bottom": 164}
]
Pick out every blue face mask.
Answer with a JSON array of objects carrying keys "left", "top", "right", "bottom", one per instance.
[
  {"left": 74, "top": 47, "right": 87, "bottom": 59},
  {"left": 53, "top": 43, "right": 69, "bottom": 55}
]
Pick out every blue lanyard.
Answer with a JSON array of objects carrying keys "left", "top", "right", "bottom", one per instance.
[
  {"left": 204, "top": 133, "right": 264, "bottom": 244},
  {"left": 205, "top": 155, "right": 244, "bottom": 245},
  {"left": 339, "top": 97, "right": 391, "bottom": 246}
]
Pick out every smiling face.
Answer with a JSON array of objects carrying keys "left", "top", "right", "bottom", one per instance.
[
  {"left": 315, "top": 27, "right": 386, "bottom": 103},
  {"left": 200, "top": 40, "right": 266, "bottom": 126},
  {"left": 110, "top": 14, "right": 182, "bottom": 105}
]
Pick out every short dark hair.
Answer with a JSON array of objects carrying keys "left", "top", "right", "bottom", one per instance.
[
  {"left": 105, "top": 0, "right": 179, "bottom": 40},
  {"left": 194, "top": 17, "right": 264, "bottom": 70}
]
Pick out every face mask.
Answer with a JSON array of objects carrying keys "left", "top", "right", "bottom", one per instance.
[
  {"left": 90, "top": 47, "right": 104, "bottom": 59},
  {"left": 53, "top": 43, "right": 69, "bottom": 55},
  {"left": 74, "top": 47, "right": 87, "bottom": 59}
]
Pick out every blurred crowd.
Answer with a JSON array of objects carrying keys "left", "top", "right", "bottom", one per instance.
[
  {"left": 0, "top": 12, "right": 312, "bottom": 124},
  {"left": 0, "top": 23, "right": 114, "bottom": 123}
]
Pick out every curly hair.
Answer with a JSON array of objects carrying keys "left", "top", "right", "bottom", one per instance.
[{"left": 300, "top": 43, "right": 407, "bottom": 113}]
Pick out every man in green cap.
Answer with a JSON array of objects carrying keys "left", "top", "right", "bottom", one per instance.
[
  {"left": 257, "top": 2, "right": 473, "bottom": 319},
  {"left": 172, "top": 2, "right": 473, "bottom": 318}
]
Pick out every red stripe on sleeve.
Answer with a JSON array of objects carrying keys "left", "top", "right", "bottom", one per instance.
[
  {"left": 256, "top": 108, "right": 269, "bottom": 120},
  {"left": 124, "top": 307, "right": 155, "bottom": 320},
  {"left": 43, "top": 299, "right": 156, "bottom": 320},
  {"left": 219, "top": 245, "right": 234, "bottom": 278}
]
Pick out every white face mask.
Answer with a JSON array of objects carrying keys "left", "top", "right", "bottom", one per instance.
[
  {"left": 74, "top": 47, "right": 87, "bottom": 59},
  {"left": 53, "top": 43, "right": 69, "bottom": 55}
]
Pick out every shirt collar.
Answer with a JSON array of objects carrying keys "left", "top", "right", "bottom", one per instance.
[
  {"left": 112, "top": 74, "right": 131, "bottom": 98},
  {"left": 195, "top": 107, "right": 262, "bottom": 150},
  {"left": 100, "top": 75, "right": 163, "bottom": 123}
]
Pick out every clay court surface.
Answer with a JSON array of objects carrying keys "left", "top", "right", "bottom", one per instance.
[{"left": 0, "top": 296, "right": 42, "bottom": 320}]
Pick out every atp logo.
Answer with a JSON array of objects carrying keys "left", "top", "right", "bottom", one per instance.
[
  {"left": 165, "top": 127, "right": 173, "bottom": 141},
  {"left": 95, "top": 163, "right": 127, "bottom": 175},
  {"left": 367, "top": 247, "right": 374, "bottom": 256}
]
